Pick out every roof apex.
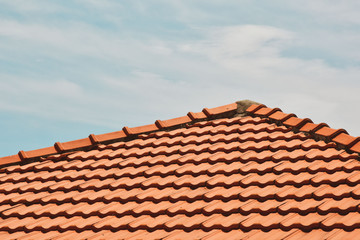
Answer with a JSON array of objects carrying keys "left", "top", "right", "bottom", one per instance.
[{"left": 1, "top": 100, "right": 359, "bottom": 168}]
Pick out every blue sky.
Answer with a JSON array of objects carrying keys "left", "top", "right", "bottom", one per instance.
[{"left": 1, "top": 1, "right": 360, "bottom": 157}]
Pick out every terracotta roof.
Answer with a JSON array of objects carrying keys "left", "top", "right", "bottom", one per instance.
[{"left": 1, "top": 100, "right": 360, "bottom": 239}]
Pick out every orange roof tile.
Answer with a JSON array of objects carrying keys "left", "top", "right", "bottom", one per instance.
[{"left": 0, "top": 100, "right": 360, "bottom": 239}]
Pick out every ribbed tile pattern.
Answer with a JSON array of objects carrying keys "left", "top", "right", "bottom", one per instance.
[{"left": 0, "top": 115, "right": 360, "bottom": 239}]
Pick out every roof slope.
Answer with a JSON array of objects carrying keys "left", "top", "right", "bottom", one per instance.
[{"left": 0, "top": 101, "right": 360, "bottom": 239}]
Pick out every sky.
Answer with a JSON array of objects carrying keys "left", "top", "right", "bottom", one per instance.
[{"left": 1, "top": 1, "right": 360, "bottom": 157}]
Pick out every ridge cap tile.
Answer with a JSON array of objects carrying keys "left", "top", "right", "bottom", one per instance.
[
  {"left": 18, "top": 151, "right": 29, "bottom": 161},
  {"left": 350, "top": 141, "right": 360, "bottom": 153},
  {"left": 299, "top": 122, "right": 329, "bottom": 133},
  {"left": 315, "top": 127, "right": 348, "bottom": 143},
  {"left": 254, "top": 107, "right": 282, "bottom": 117},
  {"left": 269, "top": 111, "right": 296, "bottom": 122},
  {"left": 0, "top": 155, "right": 22, "bottom": 165},
  {"left": 333, "top": 133, "right": 360, "bottom": 148},
  {"left": 60, "top": 138, "right": 93, "bottom": 151},
  {"left": 88, "top": 134, "right": 100, "bottom": 144},
  {"left": 54, "top": 142, "right": 65, "bottom": 152},
  {"left": 123, "top": 124, "right": 159, "bottom": 136},
  {"left": 245, "top": 104, "right": 266, "bottom": 113},
  {"left": 95, "top": 130, "right": 127, "bottom": 142},
  {"left": 155, "top": 115, "right": 192, "bottom": 129},
  {"left": 22, "top": 146, "right": 58, "bottom": 159},
  {"left": 283, "top": 117, "right": 313, "bottom": 129},
  {"left": 187, "top": 111, "right": 207, "bottom": 120},
  {"left": 202, "top": 103, "right": 237, "bottom": 117}
]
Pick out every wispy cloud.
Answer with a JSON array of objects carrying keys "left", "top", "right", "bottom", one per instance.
[
  {"left": 0, "top": 1, "right": 359, "bottom": 156},
  {"left": 286, "top": 1, "right": 360, "bottom": 25}
]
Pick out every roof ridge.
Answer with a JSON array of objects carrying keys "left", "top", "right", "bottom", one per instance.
[
  {"left": 246, "top": 104, "right": 360, "bottom": 155},
  {"left": 0, "top": 102, "right": 239, "bottom": 167},
  {"left": 1, "top": 100, "right": 359, "bottom": 168}
]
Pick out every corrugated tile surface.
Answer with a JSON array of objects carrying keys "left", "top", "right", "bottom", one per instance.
[{"left": 1, "top": 103, "right": 360, "bottom": 239}]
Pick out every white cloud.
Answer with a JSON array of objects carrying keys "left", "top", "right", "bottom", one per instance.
[
  {"left": 0, "top": 78, "right": 83, "bottom": 98},
  {"left": 180, "top": 25, "right": 293, "bottom": 70},
  {"left": 175, "top": 24, "right": 360, "bottom": 135},
  {"left": 1, "top": 21, "right": 359, "bottom": 135},
  {"left": 0, "top": 76, "right": 85, "bottom": 114},
  {"left": 0, "top": 20, "right": 112, "bottom": 58},
  {"left": 0, "top": 1, "right": 359, "bottom": 139}
]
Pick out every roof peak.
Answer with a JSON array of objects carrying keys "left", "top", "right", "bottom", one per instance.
[
  {"left": 1, "top": 100, "right": 359, "bottom": 167},
  {"left": 236, "top": 99, "right": 262, "bottom": 117}
]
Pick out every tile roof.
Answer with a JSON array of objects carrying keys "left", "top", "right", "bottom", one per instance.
[{"left": 1, "top": 100, "right": 360, "bottom": 239}]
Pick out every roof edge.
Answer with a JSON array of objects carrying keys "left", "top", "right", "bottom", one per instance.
[
  {"left": 0, "top": 102, "right": 240, "bottom": 167},
  {"left": 246, "top": 104, "right": 360, "bottom": 156},
  {"left": 2, "top": 100, "right": 359, "bottom": 168}
]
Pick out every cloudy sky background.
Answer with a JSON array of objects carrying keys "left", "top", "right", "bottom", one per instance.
[{"left": 1, "top": 1, "right": 360, "bottom": 156}]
